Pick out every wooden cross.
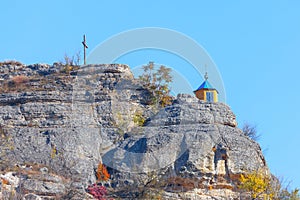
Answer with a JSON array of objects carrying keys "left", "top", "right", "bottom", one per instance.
[{"left": 82, "top": 34, "right": 88, "bottom": 65}]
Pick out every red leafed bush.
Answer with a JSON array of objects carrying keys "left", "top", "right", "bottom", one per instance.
[{"left": 87, "top": 184, "right": 107, "bottom": 200}]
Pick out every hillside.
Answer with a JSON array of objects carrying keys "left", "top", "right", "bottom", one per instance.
[{"left": 0, "top": 63, "right": 268, "bottom": 199}]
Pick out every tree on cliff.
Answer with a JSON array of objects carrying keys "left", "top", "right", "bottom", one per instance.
[
  {"left": 139, "top": 61, "right": 173, "bottom": 108},
  {"left": 239, "top": 171, "right": 300, "bottom": 200},
  {"left": 242, "top": 123, "right": 261, "bottom": 141}
]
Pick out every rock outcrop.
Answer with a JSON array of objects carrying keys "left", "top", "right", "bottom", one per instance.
[
  {"left": 102, "top": 94, "right": 267, "bottom": 199},
  {"left": 0, "top": 63, "right": 268, "bottom": 199}
]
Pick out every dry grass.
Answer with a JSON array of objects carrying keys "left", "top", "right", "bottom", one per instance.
[
  {"left": 11, "top": 75, "right": 29, "bottom": 85},
  {"left": 0, "top": 75, "right": 75, "bottom": 93},
  {"left": 0, "top": 60, "right": 23, "bottom": 66}
]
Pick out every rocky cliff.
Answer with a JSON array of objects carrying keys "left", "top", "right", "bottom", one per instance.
[{"left": 0, "top": 63, "right": 268, "bottom": 199}]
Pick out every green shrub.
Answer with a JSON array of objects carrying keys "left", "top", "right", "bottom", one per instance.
[
  {"left": 133, "top": 111, "right": 146, "bottom": 126},
  {"left": 139, "top": 62, "right": 173, "bottom": 108}
]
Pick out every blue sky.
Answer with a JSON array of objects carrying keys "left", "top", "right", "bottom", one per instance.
[{"left": 1, "top": 1, "right": 300, "bottom": 189}]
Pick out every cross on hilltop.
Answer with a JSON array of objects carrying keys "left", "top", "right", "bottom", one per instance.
[{"left": 82, "top": 34, "right": 88, "bottom": 65}]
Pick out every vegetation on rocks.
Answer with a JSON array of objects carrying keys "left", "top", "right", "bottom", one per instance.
[
  {"left": 132, "top": 111, "right": 146, "bottom": 126},
  {"left": 239, "top": 170, "right": 300, "bottom": 200},
  {"left": 239, "top": 170, "right": 274, "bottom": 199},
  {"left": 96, "top": 163, "right": 110, "bottom": 182},
  {"left": 0, "top": 60, "right": 23, "bottom": 67},
  {"left": 1, "top": 61, "right": 299, "bottom": 199},
  {"left": 139, "top": 61, "right": 173, "bottom": 108},
  {"left": 278, "top": 188, "right": 300, "bottom": 200},
  {"left": 87, "top": 184, "right": 108, "bottom": 200},
  {"left": 87, "top": 163, "right": 111, "bottom": 199},
  {"left": 62, "top": 52, "right": 81, "bottom": 67},
  {"left": 242, "top": 123, "right": 261, "bottom": 141}
]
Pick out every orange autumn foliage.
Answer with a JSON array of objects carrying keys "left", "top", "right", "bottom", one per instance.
[
  {"left": 1, "top": 178, "right": 9, "bottom": 185},
  {"left": 96, "top": 163, "right": 110, "bottom": 182}
]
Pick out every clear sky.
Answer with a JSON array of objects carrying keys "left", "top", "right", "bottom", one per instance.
[{"left": 1, "top": 0, "right": 300, "bottom": 189}]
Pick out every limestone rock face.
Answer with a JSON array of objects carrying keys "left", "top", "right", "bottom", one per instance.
[
  {"left": 102, "top": 94, "right": 267, "bottom": 199},
  {"left": 0, "top": 63, "right": 267, "bottom": 199}
]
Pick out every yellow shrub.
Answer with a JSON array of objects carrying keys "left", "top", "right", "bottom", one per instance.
[
  {"left": 50, "top": 145, "right": 57, "bottom": 159},
  {"left": 239, "top": 171, "right": 274, "bottom": 199},
  {"left": 133, "top": 111, "right": 146, "bottom": 126}
]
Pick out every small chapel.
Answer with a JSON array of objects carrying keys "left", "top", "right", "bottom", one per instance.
[{"left": 194, "top": 72, "right": 218, "bottom": 102}]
